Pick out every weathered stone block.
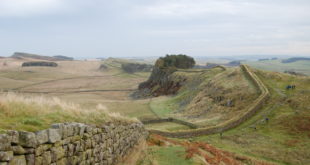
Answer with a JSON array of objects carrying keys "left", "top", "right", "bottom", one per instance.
[
  {"left": 42, "top": 151, "right": 52, "bottom": 164},
  {"left": 24, "top": 148, "right": 35, "bottom": 154},
  {"left": 107, "top": 157, "right": 113, "bottom": 165},
  {"left": 78, "top": 124, "right": 86, "bottom": 136},
  {"left": 67, "top": 144, "right": 74, "bottom": 157},
  {"left": 70, "top": 136, "right": 81, "bottom": 143},
  {"left": 12, "top": 145, "right": 26, "bottom": 155},
  {"left": 47, "top": 129, "right": 61, "bottom": 143},
  {"left": 0, "top": 151, "right": 13, "bottom": 161},
  {"left": 56, "top": 158, "right": 66, "bottom": 165},
  {"left": 35, "top": 130, "right": 48, "bottom": 145},
  {"left": 19, "top": 132, "right": 37, "bottom": 148},
  {"left": 34, "top": 144, "right": 48, "bottom": 157},
  {"left": 66, "top": 125, "right": 74, "bottom": 137},
  {"left": 6, "top": 131, "right": 19, "bottom": 144},
  {"left": 66, "top": 156, "right": 77, "bottom": 165},
  {"left": 85, "top": 127, "right": 93, "bottom": 134},
  {"left": 9, "top": 155, "right": 26, "bottom": 165},
  {"left": 51, "top": 146, "right": 65, "bottom": 162},
  {"left": 0, "top": 134, "right": 11, "bottom": 151},
  {"left": 35, "top": 156, "right": 43, "bottom": 165},
  {"left": 25, "top": 154, "right": 35, "bottom": 165},
  {"left": 85, "top": 139, "right": 92, "bottom": 149}
]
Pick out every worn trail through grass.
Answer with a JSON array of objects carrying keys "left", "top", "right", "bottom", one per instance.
[{"left": 146, "top": 134, "right": 275, "bottom": 165}]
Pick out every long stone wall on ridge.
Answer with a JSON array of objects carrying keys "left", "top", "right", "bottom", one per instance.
[
  {"left": 0, "top": 122, "right": 148, "bottom": 165},
  {"left": 147, "top": 65, "right": 270, "bottom": 138}
]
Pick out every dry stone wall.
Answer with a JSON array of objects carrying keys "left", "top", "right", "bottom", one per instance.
[
  {"left": 0, "top": 122, "right": 148, "bottom": 165},
  {"left": 147, "top": 65, "right": 270, "bottom": 138},
  {"left": 141, "top": 118, "right": 198, "bottom": 129}
]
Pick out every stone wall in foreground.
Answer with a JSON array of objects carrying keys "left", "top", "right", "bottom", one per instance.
[{"left": 0, "top": 122, "right": 148, "bottom": 165}]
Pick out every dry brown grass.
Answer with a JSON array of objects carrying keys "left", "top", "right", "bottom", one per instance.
[
  {"left": 0, "top": 92, "right": 138, "bottom": 132},
  {"left": 0, "top": 57, "right": 154, "bottom": 122}
]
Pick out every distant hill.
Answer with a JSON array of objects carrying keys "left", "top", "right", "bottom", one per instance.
[
  {"left": 121, "top": 63, "right": 153, "bottom": 73},
  {"left": 53, "top": 55, "right": 74, "bottom": 61},
  {"left": 11, "top": 52, "right": 73, "bottom": 61},
  {"left": 242, "top": 58, "right": 310, "bottom": 76},
  {"left": 101, "top": 57, "right": 152, "bottom": 69},
  {"left": 281, "top": 57, "right": 310, "bottom": 63}
]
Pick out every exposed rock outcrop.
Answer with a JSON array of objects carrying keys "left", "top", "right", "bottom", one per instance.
[
  {"left": 133, "top": 55, "right": 195, "bottom": 97},
  {"left": 137, "top": 67, "right": 185, "bottom": 97}
]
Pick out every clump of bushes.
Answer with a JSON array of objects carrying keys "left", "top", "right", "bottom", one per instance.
[
  {"left": 22, "top": 61, "right": 58, "bottom": 67},
  {"left": 121, "top": 63, "right": 153, "bottom": 73},
  {"left": 155, "top": 54, "right": 195, "bottom": 69}
]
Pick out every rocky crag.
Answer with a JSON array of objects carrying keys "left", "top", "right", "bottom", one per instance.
[{"left": 134, "top": 54, "right": 195, "bottom": 97}]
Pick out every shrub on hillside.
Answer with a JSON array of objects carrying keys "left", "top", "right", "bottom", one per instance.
[{"left": 22, "top": 61, "right": 58, "bottom": 67}]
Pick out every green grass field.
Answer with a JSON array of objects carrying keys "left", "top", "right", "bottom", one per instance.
[{"left": 193, "top": 70, "right": 310, "bottom": 165}]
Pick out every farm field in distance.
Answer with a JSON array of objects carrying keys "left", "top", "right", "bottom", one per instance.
[{"left": 0, "top": 57, "right": 156, "bottom": 120}]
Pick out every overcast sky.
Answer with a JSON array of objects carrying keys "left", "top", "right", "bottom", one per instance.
[{"left": 0, "top": 0, "right": 310, "bottom": 58}]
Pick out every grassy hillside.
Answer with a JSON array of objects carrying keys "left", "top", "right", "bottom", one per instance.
[
  {"left": 144, "top": 65, "right": 309, "bottom": 164},
  {"left": 193, "top": 70, "right": 310, "bottom": 165},
  {"left": 148, "top": 66, "right": 260, "bottom": 129},
  {"left": 243, "top": 59, "right": 310, "bottom": 76}
]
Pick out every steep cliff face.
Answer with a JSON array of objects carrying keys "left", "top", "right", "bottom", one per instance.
[
  {"left": 134, "top": 55, "right": 195, "bottom": 97},
  {"left": 136, "top": 67, "right": 186, "bottom": 97}
]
